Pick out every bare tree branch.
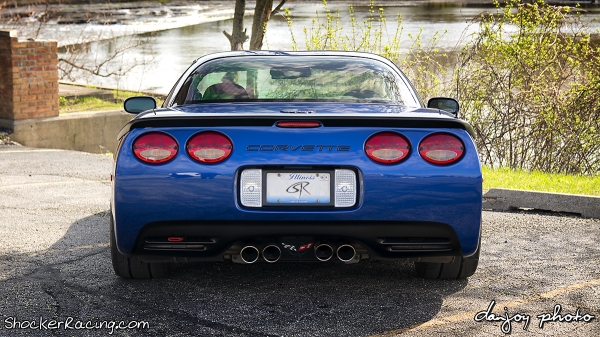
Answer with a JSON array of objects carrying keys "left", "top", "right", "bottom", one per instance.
[
  {"left": 58, "top": 57, "right": 116, "bottom": 78},
  {"left": 272, "top": 0, "right": 288, "bottom": 16},
  {"left": 58, "top": 32, "right": 156, "bottom": 82},
  {"left": 2, "top": 0, "right": 156, "bottom": 83}
]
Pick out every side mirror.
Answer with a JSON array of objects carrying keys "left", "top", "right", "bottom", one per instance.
[
  {"left": 427, "top": 97, "right": 460, "bottom": 117},
  {"left": 124, "top": 96, "right": 157, "bottom": 114}
]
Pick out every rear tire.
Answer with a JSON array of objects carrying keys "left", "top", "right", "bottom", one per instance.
[
  {"left": 110, "top": 213, "right": 171, "bottom": 279},
  {"left": 414, "top": 240, "right": 480, "bottom": 280}
]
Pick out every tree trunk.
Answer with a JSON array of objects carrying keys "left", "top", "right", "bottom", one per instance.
[
  {"left": 223, "top": 0, "right": 248, "bottom": 51},
  {"left": 249, "top": 0, "right": 274, "bottom": 50},
  {"left": 225, "top": 0, "right": 288, "bottom": 51}
]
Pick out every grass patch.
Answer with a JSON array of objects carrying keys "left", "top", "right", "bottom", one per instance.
[
  {"left": 59, "top": 96, "right": 122, "bottom": 113},
  {"left": 483, "top": 167, "right": 600, "bottom": 196},
  {"left": 59, "top": 90, "right": 164, "bottom": 114}
]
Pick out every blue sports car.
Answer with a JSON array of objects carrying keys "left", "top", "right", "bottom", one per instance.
[{"left": 111, "top": 51, "right": 482, "bottom": 279}]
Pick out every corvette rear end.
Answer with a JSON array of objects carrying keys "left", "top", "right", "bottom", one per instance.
[{"left": 110, "top": 51, "right": 482, "bottom": 279}]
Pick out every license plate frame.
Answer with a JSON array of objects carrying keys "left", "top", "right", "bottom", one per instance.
[{"left": 263, "top": 170, "right": 334, "bottom": 207}]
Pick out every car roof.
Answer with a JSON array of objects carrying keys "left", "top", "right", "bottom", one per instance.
[{"left": 191, "top": 50, "right": 398, "bottom": 66}]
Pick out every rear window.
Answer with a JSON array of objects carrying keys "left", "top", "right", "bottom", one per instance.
[{"left": 171, "top": 55, "right": 419, "bottom": 107}]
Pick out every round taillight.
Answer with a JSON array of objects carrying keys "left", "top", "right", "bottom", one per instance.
[
  {"left": 364, "top": 132, "right": 411, "bottom": 164},
  {"left": 187, "top": 131, "right": 233, "bottom": 163},
  {"left": 132, "top": 132, "right": 178, "bottom": 164},
  {"left": 419, "top": 133, "right": 465, "bottom": 165}
]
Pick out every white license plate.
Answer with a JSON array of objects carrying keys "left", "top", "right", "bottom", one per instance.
[{"left": 266, "top": 172, "right": 331, "bottom": 204}]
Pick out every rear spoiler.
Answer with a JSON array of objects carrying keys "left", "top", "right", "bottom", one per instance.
[{"left": 118, "top": 115, "right": 475, "bottom": 140}]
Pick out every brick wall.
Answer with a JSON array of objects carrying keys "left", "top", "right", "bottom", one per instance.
[
  {"left": 0, "top": 30, "right": 58, "bottom": 121},
  {"left": 0, "top": 31, "right": 16, "bottom": 121}
]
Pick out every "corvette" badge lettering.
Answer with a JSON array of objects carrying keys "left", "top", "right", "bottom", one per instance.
[{"left": 246, "top": 145, "right": 350, "bottom": 151}]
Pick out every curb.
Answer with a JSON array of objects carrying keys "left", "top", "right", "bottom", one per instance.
[
  {"left": 59, "top": 83, "right": 115, "bottom": 101},
  {"left": 59, "top": 81, "right": 168, "bottom": 100},
  {"left": 483, "top": 188, "right": 600, "bottom": 219}
]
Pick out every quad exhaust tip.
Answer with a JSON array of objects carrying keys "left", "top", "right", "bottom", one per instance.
[
  {"left": 262, "top": 245, "right": 282, "bottom": 263},
  {"left": 336, "top": 244, "right": 356, "bottom": 262},
  {"left": 240, "top": 245, "right": 260, "bottom": 264},
  {"left": 238, "top": 243, "right": 357, "bottom": 263},
  {"left": 314, "top": 243, "right": 334, "bottom": 262}
]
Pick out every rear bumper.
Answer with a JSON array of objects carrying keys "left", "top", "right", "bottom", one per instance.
[
  {"left": 128, "top": 220, "right": 469, "bottom": 262},
  {"left": 113, "top": 126, "right": 483, "bottom": 258}
]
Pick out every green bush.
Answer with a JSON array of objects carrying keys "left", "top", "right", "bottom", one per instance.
[{"left": 456, "top": 0, "right": 600, "bottom": 175}]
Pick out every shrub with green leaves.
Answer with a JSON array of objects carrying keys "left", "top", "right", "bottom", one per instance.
[{"left": 456, "top": 0, "right": 600, "bottom": 175}]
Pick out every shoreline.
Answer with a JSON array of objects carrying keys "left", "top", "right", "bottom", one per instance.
[{"left": 3, "top": 0, "right": 597, "bottom": 45}]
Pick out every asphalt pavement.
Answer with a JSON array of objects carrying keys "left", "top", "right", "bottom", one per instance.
[{"left": 0, "top": 145, "right": 598, "bottom": 337}]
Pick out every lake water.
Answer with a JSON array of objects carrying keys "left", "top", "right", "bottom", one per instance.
[{"left": 61, "top": 2, "right": 600, "bottom": 94}]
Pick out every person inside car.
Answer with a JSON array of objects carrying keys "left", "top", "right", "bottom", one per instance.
[{"left": 203, "top": 71, "right": 249, "bottom": 100}]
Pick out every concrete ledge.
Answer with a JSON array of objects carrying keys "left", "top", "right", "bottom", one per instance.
[
  {"left": 59, "top": 81, "right": 168, "bottom": 100},
  {"left": 59, "top": 83, "right": 115, "bottom": 101},
  {"left": 1, "top": 110, "right": 133, "bottom": 154},
  {"left": 483, "top": 188, "right": 600, "bottom": 219}
]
